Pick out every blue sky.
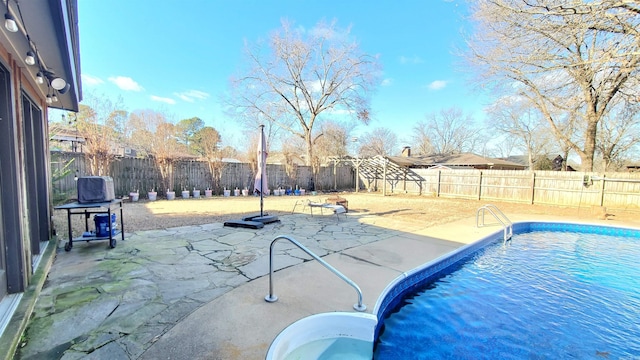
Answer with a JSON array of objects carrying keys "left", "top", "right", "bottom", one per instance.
[{"left": 78, "top": 0, "right": 489, "bottom": 149}]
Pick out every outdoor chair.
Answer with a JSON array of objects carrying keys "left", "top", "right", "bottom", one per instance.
[{"left": 291, "top": 199, "right": 346, "bottom": 220}]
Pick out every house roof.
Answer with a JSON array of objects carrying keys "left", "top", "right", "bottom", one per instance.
[
  {"left": 387, "top": 153, "right": 527, "bottom": 170},
  {"left": 267, "top": 152, "right": 306, "bottom": 166},
  {"left": 49, "top": 124, "right": 85, "bottom": 142}
]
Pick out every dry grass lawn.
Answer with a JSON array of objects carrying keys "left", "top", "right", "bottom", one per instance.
[{"left": 52, "top": 192, "right": 640, "bottom": 240}]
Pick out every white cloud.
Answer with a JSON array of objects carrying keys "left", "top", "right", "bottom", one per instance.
[
  {"left": 427, "top": 80, "right": 448, "bottom": 90},
  {"left": 309, "top": 80, "right": 323, "bottom": 93},
  {"left": 173, "top": 90, "right": 210, "bottom": 103},
  {"left": 82, "top": 74, "right": 104, "bottom": 86},
  {"left": 381, "top": 78, "right": 393, "bottom": 87},
  {"left": 108, "top": 76, "right": 144, "bottom": 91},
  {"left": 399, "top": 55, "right": 424, "bottom": 64},
  {"left": 150, "top": 95, "right": 176, "bottom": 105}
]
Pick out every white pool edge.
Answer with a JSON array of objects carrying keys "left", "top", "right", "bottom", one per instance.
[{"left": 265, "top": 311, "right": 377, "bottom": 360}]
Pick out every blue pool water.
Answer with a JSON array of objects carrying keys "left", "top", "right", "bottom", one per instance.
[{"left": 374, "top": 228, "right": 640, "bottom": 359}]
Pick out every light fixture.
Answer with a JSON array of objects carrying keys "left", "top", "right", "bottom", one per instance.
[
  {"left": 36, "top": 71, "right": 44, "bottom": 84},
  {"left": 46, "top": 94, "right": 52, "bottom": 104},
  {"left": 25, "top": 50, "right": 35, "bottom": 65},
  {"left": 58, "top": 83, "right": 71, "bottom": 94},
  {"left": 50, "top": 77, "right": 66, "bottom": 90},
  {"left": 4, "top": 12, "right": 17, "bottom": 32},
  {"left": 52, "top": 94, "right": 58, "bottom": 102}
]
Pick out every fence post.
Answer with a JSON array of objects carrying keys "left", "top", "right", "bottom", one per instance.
[
  {"left": 530, "top": 172, "right": 536, "bottom": 205},
  {"left": 382, "top": 158, "right": 387, "bottom": 196},
  {"left": 599, "top": 174, "right": 606, "bottom": 207},
  {"left": 436, "top": 170, "right": 441, "bottom": 197},
  {"left": 477, "top": 171, "right": 483, "bottom": 200}
]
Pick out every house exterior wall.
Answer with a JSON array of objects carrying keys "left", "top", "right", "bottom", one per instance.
[{"left": 0, "top": 39, "right": 51, "bottom": 298}]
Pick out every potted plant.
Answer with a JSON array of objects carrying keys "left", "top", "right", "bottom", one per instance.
[
  {"left": 148, "top": 189, "right": 157, "bottom": 201},
  {"left": 181, "top": 188, "right": 190, "bottom": 199},
  {"left": 193, "top": 187, "right": 200, "bottom": 198},
  {"left": 205, "top": 187, "right": 212, "bottom": 198},
  {"left": 166, "top": 188, "right": 175, "bottom": 200},
  {"left": 129, "top": 190, "right": 139, "bottom": 202}
]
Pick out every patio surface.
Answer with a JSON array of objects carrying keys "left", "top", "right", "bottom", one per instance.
[{"left": 14, "top": 208, "right": 638, "bottom": 359}]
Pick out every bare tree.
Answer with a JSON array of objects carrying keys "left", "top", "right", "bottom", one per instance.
[
  {"left": 466, "top": 0, "right": 640, "bottom": 171},
  {"left": 228, "top": 19, "right": 381, "bottom": 172},
  {"left": 487, "top": 134, "right": 518, "bottom": 158},
  {"left": 418, "top": 107, "right": 481, "bottom": 155},
  {"left": 312, "top": 120, "right": 354, "bottom": 166},
  {"left": 128, "top": 110, "right": 184, "bottom": 193},
  {"left": 486, "top": 97, "right": 553, "bottom": 169},
  {"left": 410, "top": 121, "right": 434, "bottom": 156},
  {"left": 358, "top": 127, "right": 398, "bottom": 157},
  {"left": 597, "top": 99, "right": 640, "bottom": 170},
  {"left": 76, "top": 94, "right": 126, "bottom": 176}
]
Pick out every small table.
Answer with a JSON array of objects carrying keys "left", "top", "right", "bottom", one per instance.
[
  {"left": 54, "top": 199, "right": 125, "bottom": 251},
  {"left": 326, "top": 196, "right": 348, "bottom": 212}
]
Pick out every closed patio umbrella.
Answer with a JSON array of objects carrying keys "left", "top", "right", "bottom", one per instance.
[
  {"left": 254, "top": 124, "right": 268, "bottom": 198},
  {"left": 251, "top": 125, "right": 278, "bottom": 223}
]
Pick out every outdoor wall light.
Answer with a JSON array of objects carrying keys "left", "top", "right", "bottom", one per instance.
[
  {"left": 4, "top": 12, "right": 17, "bottom": 32},
  {"left": 50, "top": 77, "right": 66, "bottom": 90},
  {"left": 58, "top": 83, "right": 71, "bottom": 94},
  {"left": 36, "top": 71, "right": 44, "bottom": 84},
  {"left": 25, "top": 50, "right": 35, "bottom": 65},
  {"left": 46, "top": 94, "right": 52, "bottom": 104},
  {"left": 52, "top": 94, "right": 58, "bottom": 102}
]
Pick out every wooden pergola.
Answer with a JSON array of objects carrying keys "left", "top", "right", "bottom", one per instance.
[{"left": 331, "top": 155, "right": 425, "bottom": 195}]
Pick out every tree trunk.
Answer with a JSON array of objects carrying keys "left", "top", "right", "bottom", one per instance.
[
  {"left": 304, "top": 131, "right": 313, "bottom": 168},
  {"left": 581, "top": 115, "right": 598, "bottom": 172}
]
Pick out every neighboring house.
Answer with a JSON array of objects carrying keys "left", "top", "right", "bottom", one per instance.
[
  {"left": 387, "top": 152, "right": 528, "bottom": 170},
  {"left": 49, "top": 124, "right": 85, "bottom": 152},
  {"left": 266, "top": 152, "right": 306, "bottom": 166},
  {"left": 111, "top": 144, "right": 138, "bottom": 158},
  {"left": 627, "top": 163, "right": 640, "bottom": 172},
  {"left": 0, "top": 0, "right": 81, "bottom": 352},
  {"left": 501, "top": 154, "right": 577, "bottom": 171}
]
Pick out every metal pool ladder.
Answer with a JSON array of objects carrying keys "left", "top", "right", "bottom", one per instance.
[
  {"left": 264, "top": 235, "right": 366, "bottom": 312},
  {"left": 476, "top": 204, "right": 513, "bottom": 242}
]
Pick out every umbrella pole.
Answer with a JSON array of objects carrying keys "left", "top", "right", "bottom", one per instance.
[{"left": 260, "top": 125, "right": 265, "bottom": 217}]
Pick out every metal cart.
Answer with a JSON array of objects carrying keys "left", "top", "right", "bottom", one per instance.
[{"left": 54, "top": 199, "right": 124, "bottom": 251}]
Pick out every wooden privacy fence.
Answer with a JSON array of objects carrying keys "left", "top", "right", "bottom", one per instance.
[
  {"left": 51, "top": 153, "right": 640, "bottom": 210},
  {"left": 51, "top": 152, "right": 355, "bottom": 199},
  {"left": 363, "top": 168, "right": 640, "bottom": 210}
]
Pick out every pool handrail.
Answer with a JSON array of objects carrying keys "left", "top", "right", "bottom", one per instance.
[
  {"left": 476, "top": 204, "right": 513, "bottom": 241},
  {"left": 264, "top": 235, "right": 367, "bottom": 312}
]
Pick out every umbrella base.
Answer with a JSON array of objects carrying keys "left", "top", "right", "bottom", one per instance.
[
  {"left": 223, "top": 220, "right": 264, "bottom": 229},
  {"left": 245, "top": 215, "right": 280, "bottom": 224}
]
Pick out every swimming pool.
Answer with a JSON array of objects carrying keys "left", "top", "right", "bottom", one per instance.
[
  {"left": 374, "top": 223, "right": 640, "bottom": 359},
  {"left": 266, "top": 222, "right": 640, "bottom": 359}
]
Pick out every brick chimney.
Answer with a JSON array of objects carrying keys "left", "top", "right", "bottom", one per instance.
[{"left": 402, "top": 146, "right": 411, "bottom": 157}]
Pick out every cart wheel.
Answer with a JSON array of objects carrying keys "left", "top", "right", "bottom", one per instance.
[
  {"left": 109, "top": 238, "right": 116, "bottom": 249},
  {"left": 65, "top": 242, "right": 72, "bottom": 251}
]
